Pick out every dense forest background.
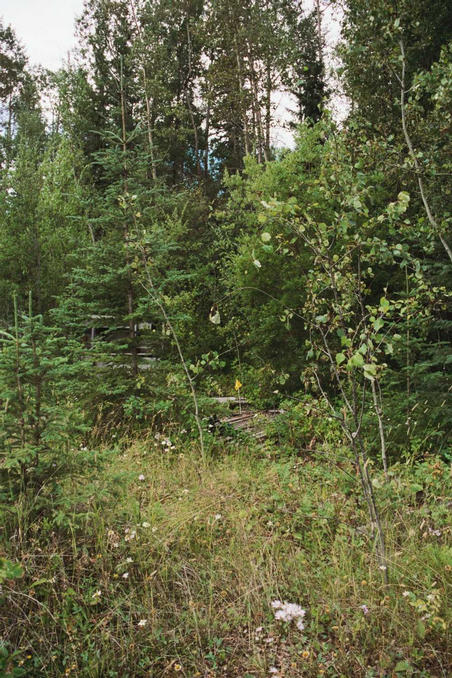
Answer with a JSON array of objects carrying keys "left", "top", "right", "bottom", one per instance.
[
  {"left": 1, "top": 0, "right": 450, "bottom": 453},
  {"left": 0, "top": 1, "right": 451, "bottom": 676}
]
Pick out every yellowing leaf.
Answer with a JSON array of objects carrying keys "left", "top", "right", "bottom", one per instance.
[
  {"left": 234, "top": 379, "right": 242, "bottom": 391},
  {"left": 209, "top": 307, "right": 221, "bottom": 325}
]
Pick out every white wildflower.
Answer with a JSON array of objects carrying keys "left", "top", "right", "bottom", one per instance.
[
  {"left": 126, "top": 557, "right": 133, "bottom": 563},
  {"left": 402, "top": 591, "right": 410, "bottom": 598},
  {"left": 360, "top": 604, "right": 369, "bottom": 615},
  {"left": 138, "top": 619, "right": 148, "bottom": 627},
  {"left": 92, "top": 590, "right": 102, "bottom": 599},
  {"left": 138, "top": 474, "right": 145, "bottom": 481},
  {"left": 271, "top": 600, "right": 306, "bottom": 630},
  {"left": 122, "top": 572, "right": 129, "bottom": 579},
  {"left": 214, "top": 514, "right": 222, "bottom": 521},
  {"left": 428, "top": 528, "right": 441, "bottom": 537},
  {"left": 142, "top": 522, "right": 150, "bottom": 528},
  {"left": 125, "top": 529, "right": 137, "bottom": 542}
]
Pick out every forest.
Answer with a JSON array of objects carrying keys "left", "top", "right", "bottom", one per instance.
[{"left": 0, "top": 0, "right": 451, "bottom": 676}]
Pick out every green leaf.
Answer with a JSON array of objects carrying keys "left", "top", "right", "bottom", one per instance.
[
  {"left": 363, "top": 363, "right": 377, "bottom": 380},
  {"left": 373, "top": 317, "right": 384, "bottom": 331},
  {"left": 315, "top": 314, "right": 328, "bottom": 324},
  {"left": 336, "top": 352, "right": 346, "bottom": 365},
  {"left": 416, "top": 619, "right": 426, "bottom": 639},
  {"left": 379, "top": 297, "right": 390, "bottom": 312},
  {"left": 394, "top": 660, "right": 413, "bottom": 674},
  {"left": 0, "top": 559, "right": 23, "bottom": 583},
  {"left": 29, "top": 578, "right": 54, "bottom": 588},
  {"left": 347, "top": 352, "right": 364, "bottom": 369},
  {"left": 397, "top": 191, "right": 410, "bottom": 203}
]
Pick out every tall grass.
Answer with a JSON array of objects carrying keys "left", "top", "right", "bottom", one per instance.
[{"left": 1, "top": 438, "right": 450, "bottom": 677}]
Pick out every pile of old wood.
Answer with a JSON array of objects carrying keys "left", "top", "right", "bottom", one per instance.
[{"left": 210, "top": 396, "right": 283, "bottom": 441}]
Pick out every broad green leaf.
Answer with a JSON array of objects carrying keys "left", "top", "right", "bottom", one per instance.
[
  {"left": 363, "top": 363, "right": 377, "bottom": 380},
  {"left": 347, "top": 352, "right": 364, "bottom": 369},
  {"left": 397, "top": 191, "right": 410, "bottom": 203},
  {"left": 336, "top": 352, "right": 346, "bottom": 365},
  {"left": 379, "top": 298, "right": 390, "bottom": 312},
  {"left": 373, "top": 317, "right": 384, "bottom": 331}
]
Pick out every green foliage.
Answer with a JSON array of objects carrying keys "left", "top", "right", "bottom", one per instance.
[
  {"left": 0, "top": 297, "right": 87, "bottom": 490},
  {"left": 266, "top": 394, "right": 342, "bottom": 454},
  {"left": 338, "top": 0, "right": 452, "bottom": 134},
  {"left": 0, "top": 5, "right": 450, "bottom": 675}
]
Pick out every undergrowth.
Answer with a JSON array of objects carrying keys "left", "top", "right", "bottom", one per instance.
[{"left": 0, "top": 438, "right": 450, "bottom": 677}]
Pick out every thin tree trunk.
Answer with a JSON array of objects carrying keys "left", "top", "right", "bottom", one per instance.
[
  {"left": 204, "top": 97, "right": 210, "bottom": 180},
  {"left": 249, "top": 56, "right": 266, "bottom": 163},
  {"left": 185, "top": 21, "right": 201, "bottom": 177},
  {"left": 139, "top": 249, "right": 206, "bottom": 464},
  {"left": 120, "top": 58, "right": 138, "bottom": 378},
  {"left": 405, "top": 266, "right": 411, "bottom": 450},
  {"left": 234, "top": 38, "right": 250, "bottom": 157},
  {"left": 371, "top": 379, "right": 388, "bottom": 477},
  {"left": 13, "top": 296, "right": 26, "bottom": 485},
  {"left": 315, "top": 0, "right": 324, "bottom": 67},
  {"left": 28, "top": 294, "right": 42, "bottom": 463},
  {"left": 265, "top": 58, "right": 272, "bottom": 157},
  {"left": 353, "top": 433, "right": 388, "bottom": 581},
  {"left": 130, "top": 0, "right": 158, "bottom": 181}
]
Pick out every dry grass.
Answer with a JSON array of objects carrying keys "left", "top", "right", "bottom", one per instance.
[{"left": 1, "top": 437, "right": 450, "bottom": 677}]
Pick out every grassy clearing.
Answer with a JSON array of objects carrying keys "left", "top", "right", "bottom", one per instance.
[{"left": 1, "top": 437, "right": 450, "bottom": 677}]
